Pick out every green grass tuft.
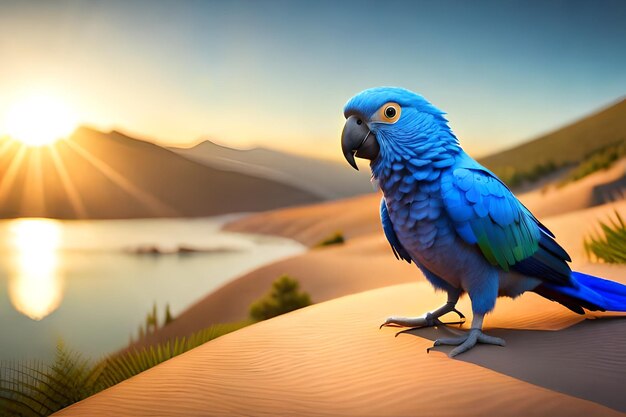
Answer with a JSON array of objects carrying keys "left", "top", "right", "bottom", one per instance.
[
  {"left": 584, "top": 211, "right": 626, "bottom": 264},
  {"left": 315, "top": 231, "right": 345, "bottom": 247}
]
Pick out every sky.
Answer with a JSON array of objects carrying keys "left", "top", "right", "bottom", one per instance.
[{"left": 0, "top": 0, "right": 625, "bottom": 160}]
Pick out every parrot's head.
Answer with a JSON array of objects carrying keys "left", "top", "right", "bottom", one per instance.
[{"left": 341, "top": 87, "right": 454, "bottom": 171}]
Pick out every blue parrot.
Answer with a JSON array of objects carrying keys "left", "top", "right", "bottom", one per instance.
[{"left": 340, "top": 87, "right": 626, "bottom": 356}]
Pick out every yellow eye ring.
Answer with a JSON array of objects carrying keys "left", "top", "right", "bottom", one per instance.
[{"left": 375, "top": 102, "right": 401, "bottom": 124}]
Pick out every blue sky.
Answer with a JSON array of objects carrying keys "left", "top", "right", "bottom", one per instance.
[{"left": 0, "top": 0, "right": 624, "bottom": 159}]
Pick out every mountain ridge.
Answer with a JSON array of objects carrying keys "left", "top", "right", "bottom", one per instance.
[
  {"left": 479, "top": 98, "right": 626, "bottom": 177},
  {"left": 170, "top": 140, "right": 374, "bottom": 200},
  {"left": 0, "top": 127, "right": 320, "bottom": 219}
]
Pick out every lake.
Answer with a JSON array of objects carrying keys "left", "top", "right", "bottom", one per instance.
[{"left": 0, "top": 216, "right": 305, "bottom": 362}]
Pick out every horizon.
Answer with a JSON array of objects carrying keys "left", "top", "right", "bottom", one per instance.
[
  {"left": 5, "top": 92, "right": 622, "bottom": 163},
  {"left": 0, "top": 0, "right": 625, "bottom": 160}
]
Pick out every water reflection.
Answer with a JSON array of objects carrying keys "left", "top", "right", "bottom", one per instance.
[{"left": 7, "top": 219, "right": 64, "bottom": 320}]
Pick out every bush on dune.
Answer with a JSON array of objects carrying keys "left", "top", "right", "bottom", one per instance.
[
  {"left": 249, "top": 275, "right": 312, "bottom": 321},
  {"left": 315, "top": 231, "right": 345, "bottom": 247}
]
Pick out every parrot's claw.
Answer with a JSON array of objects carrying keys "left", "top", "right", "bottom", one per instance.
[
  {"left": 427, "top": 329, "right": 505, "bottom": 357},
  {"left": 450, "top": 307, "right": 466, "bottom": 322},
  {"left": 379, "top": 313, "right": 438, "bottom": 330},
  {"left": 380, "top": 311, "right": 467, "bottom": 338}
]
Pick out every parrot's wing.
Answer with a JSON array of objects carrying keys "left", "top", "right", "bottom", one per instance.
[
  {"left": 441, "top": 167, "right": 572, "bottom": 286},
  {"left": 380, "top": 197, "right": 412, "bottom": 264}
]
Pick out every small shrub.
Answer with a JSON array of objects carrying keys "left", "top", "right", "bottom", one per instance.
[
  {"left": 584, "top": 211, "right": 626, "bottom": 264},
  {"left": 315, "top": 231, "right": 345, "bottom": 247},
  {"left": 249, "top": 275, "right": 312, "bottom": 321}
]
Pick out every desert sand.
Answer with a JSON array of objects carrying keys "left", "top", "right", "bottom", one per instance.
[
  {"left": 59, "top": 167, "right": 626, "bottom": 416},
  {"left": 133, "top": 187, "right": 626, "bottom": 348},
  {"left": 520, "top": 159, "right": 625, "bottom": 218},
  {"left": 57, "top": 279, "right": 626, "bottom": 416}
]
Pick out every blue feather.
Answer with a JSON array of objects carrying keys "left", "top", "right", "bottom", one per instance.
[
  {"left": 380, "top": 198, "right": 412, "bottom": 264},
  {"left": 537, "top": 271, "right": 626, "bottom": 313}
]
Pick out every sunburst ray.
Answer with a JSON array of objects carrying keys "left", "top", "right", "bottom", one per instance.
[
  {"left": 64, "top": 138, "right": 178, "bottom": 216},
  {"left": 0, "top": 143, "right": 28, "bottom": 204},
  {"left": 48, "top": 144, "right": 88, "bottom": 218}
]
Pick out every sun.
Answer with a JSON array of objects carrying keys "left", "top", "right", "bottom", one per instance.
[{"left": 2, "top": 94, "right": 78, "bottom": 146}]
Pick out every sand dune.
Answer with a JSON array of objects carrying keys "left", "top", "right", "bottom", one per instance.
[
  {"left": 131, "top": 233, "right": 416, "bottom": 348},
  {"left": 135, "top": 197, "right": 626, "bottom": 350},
  {"left": 226, "top": 162, "right": 626, "bottom": 246},
  {"left": 56, "top": 280, "right": 626, "bottom": 416},
  {"left": 519, "top": 159, "right": 625, "bottom": 218},
  {"left": 71, "top": 171, "right": 626, "bottom": 416},
  {"left": 224, "top": 192, "right": 383, "bottom": 246}
]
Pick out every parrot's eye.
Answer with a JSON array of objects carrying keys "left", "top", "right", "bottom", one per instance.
[{"left": 374, "top": 102, "right": 401, "bottom": 124}]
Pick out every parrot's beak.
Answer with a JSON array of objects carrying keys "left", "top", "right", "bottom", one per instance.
[{"left": 341, "top": 115, "right": 379, "bottom": 171}]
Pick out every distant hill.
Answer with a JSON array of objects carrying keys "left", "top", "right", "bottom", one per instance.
[
  {"left": 0, "top": 127, "right": 320, "bottom": 219},
  {"left": 170, "top": 141, "right": 374, "bottom": 200},
  {"left": 479, "top": 98, "right": 626, "bottom": 182}
]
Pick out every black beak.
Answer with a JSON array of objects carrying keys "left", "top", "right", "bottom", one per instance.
[{"left": 341, "top": 115, "right": 380, "bottom": 171}]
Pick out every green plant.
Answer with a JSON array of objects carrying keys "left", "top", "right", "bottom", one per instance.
[
  {"left": 584, "top": 211, "right": 626, "bottom": 264},
  {"left": 315, "top": 231, "right": 345, "bottom": 247},
  {"left": 135, "top": 302, "right": 175, "bottom": 342},
  {"left": 249, "top": 275, "right": 312, "bottom": 321},
  {"left": 0, "top": 321, "right": 249, "bottom": 416},
  {"left": 164, "top": 303, "right": 174, "bottom": 325},
  {"left": 0, "top": 343, "right": 103, "bottom": 417}
]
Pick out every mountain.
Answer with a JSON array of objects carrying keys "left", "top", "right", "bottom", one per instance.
[
  {"left": 0, "top": 127, "right": 320, "bottom": 219},
  {"left": 170, "top": 141, "right": 374, "bottom": 200},
  {"left": 479, "top": 98, "right": 626, "bottom": 177}
]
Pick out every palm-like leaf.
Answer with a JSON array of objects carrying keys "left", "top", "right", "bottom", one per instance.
[
  {"left": 585, "top": 211, "right": 626, "bottom": 264},
  {"left": 0, "top": 321, "right": 249, "bottom": 416}
]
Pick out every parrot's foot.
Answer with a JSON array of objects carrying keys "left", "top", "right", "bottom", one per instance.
[
  {"left": 379, "top": 305, "right": 466, "bottom": 337},
  {"left": 428, "top": 329, "right": 505, "bottom": 357}
]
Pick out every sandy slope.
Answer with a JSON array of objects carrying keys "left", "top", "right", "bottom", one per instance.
[
  {"left": 225, "top": 192, "right": 383, "bottom": 246},
  {"left": 57, "top": 280, "right": 626, "bottom": 416},
  {"left": 132, "top": 233, "right": 416, "bottom": 348},
  {"left": 79, "top": 175, "right": 626, "bottom": 416},
  {"left": 520, "top": 159, "right": 625, "bottom": 218},
  {"left": 225, "top": 161, "right": 626, "bottom": 246},
  {"left": 133, "top": 195, "right": 626, "bottom": 350}
]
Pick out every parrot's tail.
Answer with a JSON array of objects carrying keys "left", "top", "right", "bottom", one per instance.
[{"left": 534, "top": 271, "right": 626, "bottom": 315}]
